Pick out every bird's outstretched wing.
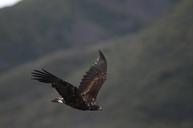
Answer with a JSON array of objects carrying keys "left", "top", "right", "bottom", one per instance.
[
  {"left": 32, "top": 69, "right": 77, "bottom": 101},
  {"left": 78, "top": 50, "right": 107, "bottom": 105}
]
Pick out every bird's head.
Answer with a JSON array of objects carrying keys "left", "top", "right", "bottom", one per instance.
[
  {"left": 90, "top": 105, "right": 103, "bottom": 111},
  {"left": 98, "top": 106, "right": 103, "bottom": 111}
]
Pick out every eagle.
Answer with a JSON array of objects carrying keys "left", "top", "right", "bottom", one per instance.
[{"left": 32, "top": 50, "right": 107, "bottom": 111}]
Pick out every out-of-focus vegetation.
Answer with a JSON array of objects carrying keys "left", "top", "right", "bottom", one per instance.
[
  {"left": 1, "top": 0, "right": 193, "bottom": 128},
  {"left": 0, "top": 0, "right": 173, "bottom": 73}
]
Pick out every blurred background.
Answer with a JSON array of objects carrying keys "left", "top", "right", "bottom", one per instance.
[{"left": 0, "top": 0, "right": 193, "bottom": 127}]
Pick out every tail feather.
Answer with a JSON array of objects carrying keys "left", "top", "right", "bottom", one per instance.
[{"left": 32, "top": 69, "right": 59, "bottom": 83}]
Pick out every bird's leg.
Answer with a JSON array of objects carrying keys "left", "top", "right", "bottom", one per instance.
[
  {"left": 51, "top": 97, "right": 64, "bottom": 104},
  {"left": 91, "top": 98, "right": 96, "bottom": 105}
]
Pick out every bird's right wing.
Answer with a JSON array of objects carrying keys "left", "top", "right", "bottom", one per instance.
[
  {"left": 32, "top": 69, "right": 77, "bottom": 100},
  {"left": 78, "top": 50, "right": 107, "bottom": 105}
]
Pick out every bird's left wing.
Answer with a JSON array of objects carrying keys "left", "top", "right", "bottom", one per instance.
[
  {"left": 32, "top": 69, "right": 77, "bottom": 100},
  {"left": 78, "top": 50, "right": 107, "bottom": 105}
]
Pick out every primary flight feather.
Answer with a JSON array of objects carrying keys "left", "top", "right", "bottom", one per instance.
[{"left": 32, "top": 50, "right": 107, "bottom": 111}]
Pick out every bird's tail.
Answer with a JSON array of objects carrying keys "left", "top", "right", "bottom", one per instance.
[{"left": 32, "top": 69, "right": 59, "bottom": 83}]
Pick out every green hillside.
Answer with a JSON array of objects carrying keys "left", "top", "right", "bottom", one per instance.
[
  {"left": 1, "top": 0, "right": 193, "bottom": 128},
  {"left": 0, "top": 0, "right": 173, "bottom": 73}
]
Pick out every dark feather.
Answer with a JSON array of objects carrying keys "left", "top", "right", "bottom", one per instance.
[
  {"left": 32, "top": 69, "right": 77, "bottom": 101},
  {"left": 78, "top": 50, "right": 107, "bottom": 104},
  {"left": 32, "top": 50, "right": 107, "bottom": 111},
  {"left": 32, "top": 69, "right": 59, "bottom": 83}
]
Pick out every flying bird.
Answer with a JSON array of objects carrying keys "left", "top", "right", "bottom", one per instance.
[{"left": 32, "top": 50, "right": 107, "bottom": 111}]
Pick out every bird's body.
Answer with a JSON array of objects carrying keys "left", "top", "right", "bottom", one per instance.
[{"left": 32, "top": 50, "right": 107, "bottom": 111}]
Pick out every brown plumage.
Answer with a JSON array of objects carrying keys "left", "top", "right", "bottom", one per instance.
[{"left": 32, "top": 50, "right": 107, "bottom": 111}]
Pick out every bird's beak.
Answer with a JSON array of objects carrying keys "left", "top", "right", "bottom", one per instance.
[{"left": 99, "top": 107, "right": 103, "bottom": 111}]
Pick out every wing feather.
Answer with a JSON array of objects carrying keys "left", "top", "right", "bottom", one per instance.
[
  {"left": 32, "top": 69, "right": 77, "bottom": 101},
  {"left": 78, "top": 50, "right": 107, "bottom": 104}
]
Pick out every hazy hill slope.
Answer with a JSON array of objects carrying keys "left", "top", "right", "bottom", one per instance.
[
  {"left": 1, "top": 0, "right": 193, "bottom": 128},
  {"left": 0, "top": 0, "right": 173, "bottom": 73}
]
